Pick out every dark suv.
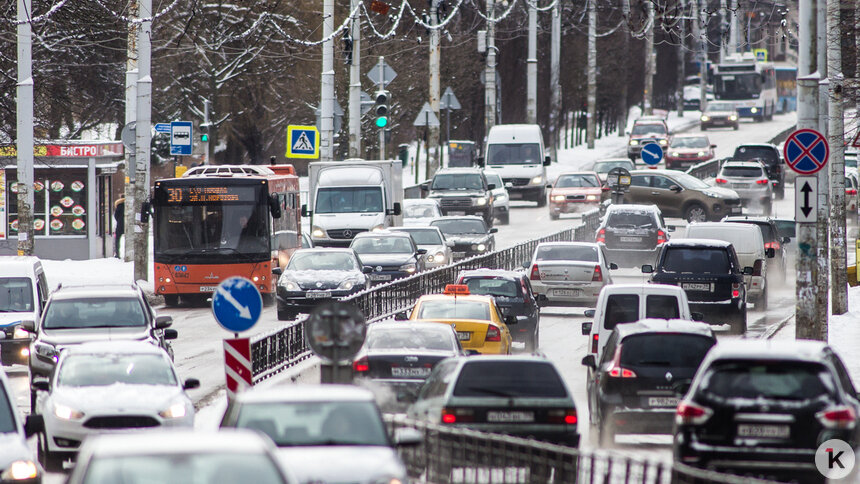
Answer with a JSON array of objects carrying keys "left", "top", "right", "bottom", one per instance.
[
  {"left": 582, "top": 319, "right": 716, "bottom": 445},
  {"left": 643, "top": 239, "right": 749, "bottom": 334},
  {"left": 456, "top": 269, "right": 542, "bottom": 352},
  {"left": 731, "top": 144, "right": 785, "bottom": 199},
  {"left": 423, "top": 168, "right": 495, "bottom": 225},
  {"left": 596, "top": 204, "right": 670, "bottom": 267},
  {"left": 674, "top": 340, "right": 860, "bottom": 483}
]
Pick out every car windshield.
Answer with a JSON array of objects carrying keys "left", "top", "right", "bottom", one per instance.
[
  {"left": 234, "top": 401, "right": 389, "bottom": 447},
  {"left": 81, "top": 453, "right": 286, "bottom": 484},
  {"left": 485, "top": 174, "right": 503, "bottom": 188},
  {"left": 431, "top": 174, "right": 484, "bottom": 191},
  {"left": 607, "top": 212, "right": 655, "bottom": 228},
  {"left": 706, "top": 102, "right": 735, "bottom": 112},
  {"left": 721, "top": 166, "right": 765, "bottom": 178},
  {"left": 620, "top": 334, "right": 714, "bottom": 368},
  {"left": 733, "top": 146, "right": 779, "bottom": 164},
  {"left": 0, "top": 383, "right": 14, "bottom": 433},
  {"left": 0, "top": 277, "right": 34, "bottom": 313},
  {"left": 351, "top": 237, "right": 413, "bottom": 254},
  {"left": 701, "top": 361, "right": 835, "bottom": 400},
  {"left": 287, "top": 252, "right": 356, "bottom": 271},
  {"left": 463, "top": 277, "right": 520, "bottom": 298},
  {"left": 594, "top": 161, "right": 634, "bottom": 174},
  {"left": 366, "top": 326, "right": 455, "bottom": 351},
  {"left": 403, "top": 203, "right": 439, "bottom": 219},
  {"left": 453, "top": 361, "right": 567, "bottom": 398},
  {"left": 775, "top": 220, "right": 795, "bottom": 239},
  {"left": 669, "top": 172, "right": 710, "bottom": 190},
  {"left": 555, "top": 174, "right": 600, "bottom": 188},
  {"left": 671, "top": 137, "right": 709, "bottom": 149},
  {"left": 397, "top": 229, "right": 442, "bottom": 246},
  {"left": 662, "top": 247, "right": 731, "bottom": 274},
  {"left": 316, "top": 187, "right": 383, "bottom": 214},
  {"left": 631, "top": 124, "right": 667, "bottom": 135},
  {"left": 43, "top": 297, "right": 146, "bottom": 329},
  {"left": 57, "top": 354, "right": 176, "bottom": 387},
  {"left": 417, "top": 300, "right": 490, "bottom": 320},
  {"left": 431, "top": 219, "right": 486, "bottom": 235},
  {"left": 535, "top": 244, "right": 599, "bottom": 262},
  {"left": 486, "top": 143, "right": 542, "bottom": 165}
]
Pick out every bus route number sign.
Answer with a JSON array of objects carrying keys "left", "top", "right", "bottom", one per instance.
[{"left": 163, "top": 185, "right": 256, "bottom": 204}]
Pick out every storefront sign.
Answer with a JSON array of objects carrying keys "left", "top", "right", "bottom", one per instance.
[{"left": 0, "top": 143, "right": 123, "bottom": 158}]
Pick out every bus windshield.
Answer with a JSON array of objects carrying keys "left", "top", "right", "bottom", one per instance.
[{"left": 716, "top": 73, "right": 762, "bottom": 99}]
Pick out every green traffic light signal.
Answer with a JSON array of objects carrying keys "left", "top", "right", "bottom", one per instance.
[
  {"left": 201, "top": 134, "right": 209, "bottom": 142},
  {"left": 375, "top": 116, "right": 388, "bottom": 128}
]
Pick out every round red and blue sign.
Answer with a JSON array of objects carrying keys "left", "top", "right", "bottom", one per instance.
[{"left": 783, "top": 129, "right": 829, "bottom": 175}]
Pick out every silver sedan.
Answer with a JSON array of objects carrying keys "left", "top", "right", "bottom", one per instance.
[{"left": 526, "top": 242, "right": 616, "bottom": 307}]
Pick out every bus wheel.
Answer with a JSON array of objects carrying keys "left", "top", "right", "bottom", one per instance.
[
  {"left": 262, "top": 293, "right": 275, "bottom": 306},
  {"left": 163, "top": 295, "right": 179, "bottom": 307}
]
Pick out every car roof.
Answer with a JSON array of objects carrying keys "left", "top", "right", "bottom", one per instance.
[
  {"left": 295, "top": 247, "right": 356, "bottom": 254},
  {"left": 234, "top": 384, "right": 376, "bottom": 404},
  {"left": 64, "top": 341, "right": 167, "bottom": 357},
  {"left": 435, "top": 167, "right": 484, "bottom": 175},
  {"left": 663, "top": 238, "right": 733, "bottom": 248},
  {"left": 352, "top": 230, "right": 412, "bottom": 239},
  {"left": 369, "top": 321, "right": 455, "bottom": 333},
  {"left": 704, "top": 340, "right": 830, "bottom": 363},
  {"left": 51, "top": 284, "right": 140, "bottom": 300},
  {"left": 418, "top": 293, "right": 495, "bottom": 303},
  {"left": 391, "top": 226, "right": 442, "bottom": 233},
  {"left": 721, "top": 161, "right": 765, "bottom": 168},
  {"left": 457, "top": 268, "right": 524, "bottom": 280},
  {"left": 630, "top": 169, "right": 683, "bottom": 176},
  {"left": 614, "top": 319, "right": 715, "bottom": 339},
  {"left": 79, "top": 429, "right": 275, "bottom": 456},
  {"left": 600, "top": 283, "right": 685, "bottom": 295},
  {"left": 557, "top": 171, "right": 600, "bottom": 176},
  {"left": 403, "top": 198, "right": 439, "bottom": 205},
  {"left": 670, "top": 134, "right": 708, "bottom": 139},
  {"left": 735, "top": 143, "right": 777, "bottom": 149},
  {"left": 536, "top": 241, "right": 599, "bottom": 248},
  {"left": 458, "top": 354, "right": 555, "bottom": 365},
  {"left": 595, "top": 158, "right": 634, "bottom": 163},
  {"left": 687, "top": 222, "right": 761, "bottom": 232},
  {"left": 0, "top": 256, "right": 41, "bottom": 277},
  {"left": 605, "top": 204, "right": 660, "bottom": 214},
  {"left": 430, "top": 215, "right": 486, "bottom": 223},
  {"left": 722, "top": 215, "right": 775, "bottom": 224}
]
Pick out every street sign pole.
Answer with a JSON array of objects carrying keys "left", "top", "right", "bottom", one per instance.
[{"left": 377, "top": 57, "right": 386, "bottom": 159}]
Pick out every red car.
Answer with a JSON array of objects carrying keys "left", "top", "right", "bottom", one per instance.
[
  {"left": 665, "top": 134, "right": 715, "bottom": 170},
  {"left": 549, "top": 171, "right": 605, "bottom": 220}
]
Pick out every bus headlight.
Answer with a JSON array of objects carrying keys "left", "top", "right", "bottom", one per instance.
[
  {"left": 311, "top": 226, "right": 326, "bottom": 238},
  {"left": 750, "top": 107, "right": 758, "bottom": 114}
]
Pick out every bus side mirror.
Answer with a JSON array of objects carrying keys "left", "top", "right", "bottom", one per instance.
[
  {"left": 476, "top": 157, "right": 485, "bottom": 167},
  {"left": 544, "top": 155, "right": 552, "bottom": 166},
  {"left": 269, "top": 194, "right": 282, "bottom": 219},
  {"left": 387, "top": 202, "right": 401, "bottom": 216},
  {"left": 140, "top": 201, "right": 151, "bottom": 224}
]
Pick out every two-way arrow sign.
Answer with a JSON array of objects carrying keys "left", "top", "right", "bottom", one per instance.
[{"left": 795, "top": 176, "right": 817, "bottom": 223}]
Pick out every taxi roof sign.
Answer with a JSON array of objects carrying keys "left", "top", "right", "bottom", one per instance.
[{"left": 444, "top": 284, "right": 470, "bottom": 296}]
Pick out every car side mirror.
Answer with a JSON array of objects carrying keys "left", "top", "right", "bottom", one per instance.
[
  {"left": 155, "top": 315, "right": 173, "bottom": 329},
  {"left": 584, "top": 309, "right": 596, "bottom": 318},
  {"left": 419, "top": 181, "right": 432, "bottom": 190},
  {"left": 268, "top": 194, "right": 282, "bottom": 219},
  {"left": 522, "top": 261, "right": 530, "bottom": 269},
  {"left": 487, "top": 183, "right": 496, "bottom": 190},
  {"left": 446, "top": 241, "right": 455, "bottom": 247},
  {"left": 394, "top": 427, "right": 423, "bottom": 446},
  {"left": 581, "top": 322, "right": 593, "bottom": 335},
  {"left": 183, "top": 378, "right": 201, "bottom": 390},
  {"left": 140, "top": 200, "right": 151, "bottom": 224},
  {"left": 417, "top": 249, "right": 428, "bottom": 255},
  {"left": 641, "top": 264, "right": 654, "bottom": 274},
  {"left": 783, "top": 236, "right": 791, "bottom": 244},
  {"left": 489, "top": 228, "right": 498, "bottom": 234},
  {"left": 711, "top": 144, "right": 717, "bottom": 149},
  {"left": 272, "top": 267, "right": 283, "bottom": 276},
  {"left": 765, "top": 248, "right": 775, "bottom": 258},
  {"left": 581, "top": 354, "right": 596, "bottom": 369},
  {"left": 673, "top": 380, "right": 692, "bottom": 397},
  {"left": 465, "top": 349, "right": 481, "bottom": 356},
  {"left": 163, "top": 328, "right": 179, "bottom": 340},
  {"left": 362, "top": 266, "right": 374, "bottom": 274},
  {"left": 669, "top": 185, "right": 682, "bottom": 193},
  {"left": 743, "top": 266, "right": 754, "bottom": 275},
  {"left": 301, "top": 204, "right": 310, "bottom": 217},
  {"left": 609, "top": 263, "right": 618, "bottom": 270},
  {"left": 504, "top": 314, "right": 517, "bottom": 325},
  {"left": 691, "top": 312, "right": 704, "bottom": 321},
  {"left": 394, "top": 311, "right": 409, "bottom": 321},
  {"left": 20, "top": 319, "right": 35, "bottom": 332},
  {"left": 476, "top": 156, "right": 485, "bottom": 167},
  {"left": 544, "top": 155, "right": 552, "bottom": 166},
  {"left": 31, "top": 379, "right": 49, "bottom": 393},
  {"left": 387, "top": 202, "right": 402, "bottom": 216},
  {"left": 24, "top": 414, "right": 44, "bottom": 437}
]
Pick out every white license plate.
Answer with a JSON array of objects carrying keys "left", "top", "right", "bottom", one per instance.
[
  {"left": 648, "top": 397, "right": 679, "bottom": 407},
  {"left": 457, "top": 331, "right": 471, "bottom": 341},
  {"left": 737, "top": 424, "right": 790, "bottom": 439},
  {"left": 553, "top": 289, "right": 582, "bottom": 297},
  {"left": 620, "top": 236, "right": 643, "bottom": 242},
  {"left": 369, "top": 274, "right": 392, "bottom": 281},
  {"left": 452, "top": 252, "right": 466, "bottom": 259},
  {"left": 391, "top": 367, "right": 431, "bottom": 378},
  {"left": 732, "top": 183, "right": 751, "bottom": 189},
  {"left": 487, "top": 411, "right": 535, "bottom": 423},
  {"left": 306, "top": 290, "right": 331, "bottom": 299},
  {"left": 448, "top": 211, "right": 466, "bottom": 216},
  {"left": 199, "top": 286, "right": 218, "bottom": 292},
  {"left": 681, "top": 282, "right": 712, "bottom": 292}
]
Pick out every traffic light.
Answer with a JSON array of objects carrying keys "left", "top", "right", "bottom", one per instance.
[
  {"left": 200, "top": 124, "right": 209, "bottom": 142},
  {"left": 374, "top": 90, "right": 390, "bottom": 128}
]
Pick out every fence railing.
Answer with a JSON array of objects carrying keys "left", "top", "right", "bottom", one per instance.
[
  {"left": 250, "top": 208, "right": 602, "bottom": 383},
  {"left": 385, "top": 415, "right": 782, "bottom": 484}
]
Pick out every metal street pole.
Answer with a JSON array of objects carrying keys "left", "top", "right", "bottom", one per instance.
[
  {"left": 424, "top": 112, "right": 430, "bottom": 181},
  {"left": 202, "top": 99, "right": 210, "bottom": 165},
  {"left": 429, "top": 0, "right": 441, "bottom": 172},
  {"left": 586, "top": 0, "right": 596, "bottom": 148},
  {"left": 526, "top": 2, "right": 537, "bottom": 124},
  {"left": 133, "top": 0, "right": 152, "bottom": 282},
  {"left": 643, "top": 0, "right": 654, "bottom": 115},
  {"left": 618, "top": 0, "right": 630, "bottom": 136},
  {"left": 816, "top": 0, "right": 828, "bottom": 136},
  {"left": 320, "top": 0, "right": 335, "bottom": 160},
  {"left": 695, "top": 0, "right": 707, "bottom": 111},
  {"left": 812, "top": 0, "right": 828, "bottom": 339},
  {"left": 729, "top": 0, "right": 739, "bottom": 54},
  {"left": 828, "top": 0, "right": 847, "bottom": 315},
  {"left": 549, "top": 1, "right": 561, "bottom": 157},
  {"left": 485, "top": 0, "right": 497, "bottom": 135},
  {"left": 348, "top": 0, "right": 361, "bottom": 158},
  {"left": 676, "top": 0, "right": 686, "bottom": 118},
  {"left": 719, "top": 0, "right": 727, "bottom": 62},
  {"left": 377, "top": 57, "right": 386, "bottom": 159},
  {"left": 16, "top": 0, "right": 34, "bottom": 256},
  {"left": 123, "top": 0, "right": 138, "bottom": 262}
]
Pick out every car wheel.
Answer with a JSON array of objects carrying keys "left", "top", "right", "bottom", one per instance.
[
  {"left": 549, "top": 212, "right": 559, "bottom": 221},
  {"left": 277, "top": 307, "right": 295, "bottom": 321},
  {"left": 775, "top": 186, "right": 785, "bottom": 200},
  {"left": 39, "top": 433, "right": 66, "bottom": 473},
  {"left": 684, "top": 203, "right": 708, "bottom": 223},
  {"left": 733, "top": 124, "right": 739, "bottom": 130},
  {"left": 731, "top": 307, "right": 747, "bottom": 335},
  {"left": 535, "top": 190, "right": 547, "bottom": 207},
  {"left": 598, "top": 413, "right": 615, "bottom": 446},
  {"left": 764, "top": 201, "right": 773, "bottom": 216},
  {"left": 500, "top": 212, "right": 510, "bottom": 225},
  {"left": 29, "top": 390, "right": 37, "bottom": 414},
  {"left": 759, "top": 286, "right": 769, "bottom": 311},
  {"left": 163, "top": 294, "right": 179, "bottom": 307}
]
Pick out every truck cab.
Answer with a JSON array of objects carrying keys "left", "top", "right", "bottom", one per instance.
[{"left": 483, "top": 124, "right": 551, "bottom": 207}]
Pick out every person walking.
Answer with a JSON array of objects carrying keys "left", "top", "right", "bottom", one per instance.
[{"left": 113, "top": 197, "right": 125, "bottom": 258}]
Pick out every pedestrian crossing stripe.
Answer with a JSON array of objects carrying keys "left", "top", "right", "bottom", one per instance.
[{"left": 286, "top": 125, "right": 320, "bottom": 159}]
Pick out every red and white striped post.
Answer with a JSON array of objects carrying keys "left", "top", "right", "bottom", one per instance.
[{"left": 224, "top": 338, "right": 252, "bottom": 400}]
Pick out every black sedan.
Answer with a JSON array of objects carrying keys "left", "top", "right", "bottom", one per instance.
[
  {"left": 274, "top": 248, "right": 370, "bottom": 320},
  {"left": 430, "top": 216, "right": 497, "bottom": 261},
  {"left": 350, "top": 231, "right": 426, "bottom": 285}
]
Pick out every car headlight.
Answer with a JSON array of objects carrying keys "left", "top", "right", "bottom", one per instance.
[
  {"left": 278, "top": 277, "right": 299, "bottom": 291},
  {"left": 697, "top": 151, "right": 705, "bottom": 157},
  {"left": 700, "top": 115, "right": 710, "bottom": 121},
  {"left": 551, "top": 195, "right": 566, "bottom": 202},
  {"left": 371, "top": 225, "right": 385, "bottom": 232},
  {"left": 399, "top": 263, "right": 417, "bottom": 274},
  {"left": 13, "top": 326, "right": 29, "bottom": 339},
  {"left": 159, "top": 402, "right": 187, "bottom": 419},
  {"left": 586, "top": 195, "right": 598, "bottom": 201},
  {"left": 338, "top": 279, "right": 359, "bottom": 290},
  {"left": 475, "top": 197, "right": 487, "bottom": 206},
  {"left": 54, "top": 403, "right": 85, "bottom": 420},
  {"left": 34, "top": 342, "right": 56, "bottom": 360},
  {"left": 729, "top": 115, "right": 738, "bottom": 120},
  {"left": 658, "top": 139, "right": 668, "bottom": 146},
  {"left": 311, "top": 226, "right": 326, "bottom": 238},
  {"left": 477, "top": 243, "right": 487, "bottom": 252},
  {"left": 531, "top": 176, "right": 544, "bottom": 185},
  {"left": 671, "top": 152, "right": 680, "bottom": 157},
  {"left": 750, "top": 107, "right": 758, "bottom": 114},
  {"left": 702, "top": 190, "right": 722, "bottom": 198},
  {"left": 374, "top": 477, "right": 403, "bottom": 484},
  {"left": 430, "top": 252, "right": 445, "bottom": 264},
  {"left": 629, "top": 140, "right": 639, "bottom": 146},
  {"left": 0, "top": 460, "right": 38, "bottom": 481}
]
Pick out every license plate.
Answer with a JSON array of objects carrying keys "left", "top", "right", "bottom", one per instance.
[
  {"left": 648, "top": 397, "right": 679, "bottom": 407},
  {"left": 681, "top": 282, "right": 712, "bottom": 292},
  {"left": 306, "top": 290, "right": 331, "bottom": 299},
  {"left": 199, "top": 286, "right": 218, "bottom": 292},
  {"left": 732, "top": 183, "right": 750, "bottom": 189},
  {"left": 448, "top": 211, "right": 466, "bottom": 216},
  {"left": 737, "top": 424, "right": 790, "bottom": 439},
  {"left": 452, "top": 252, "right": 466, "bottom": 259},
  {"left": 391, "top": 367, "right": 431, "bottom": 378},
  {"left": 457, "top": 331, "right": 471, "bottom": 341},
  {"left": 487, "top": 411, "right": 535, "bottom": 423},
  {"left": 369, "top": 274, "right": 392, "bottom": 281},
  {"left": 620, "top": 236, "right": 642, "bottom": 242},
  {"left": 552, "top": 289, "right": 582, "bottom": 297}
]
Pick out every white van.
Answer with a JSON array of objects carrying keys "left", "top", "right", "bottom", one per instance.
[
  {"left": 581, "top": 284, "right": 696, "bottom": 361},
  {"left": 0, "top": 257, "right": 49, "bottom": 366},
  {"left": 685, "top": 222, "right": 771, "bottom": 309},
  {"left": 483, "top": 124, "right": 551, "bottom": 206}
]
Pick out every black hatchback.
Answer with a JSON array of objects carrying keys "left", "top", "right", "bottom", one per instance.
[
  {"left": 674, "top": 340, "right": 860, "bottom": 483},
  {"left": 582, "top": 319, "right": 716, "bottom": 445},
  {"left": 596, "top": 204, "right": 670, "bottom": 267}
]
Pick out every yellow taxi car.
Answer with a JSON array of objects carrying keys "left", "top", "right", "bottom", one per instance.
[{"left": 398, "top": 284, "right": 514, "bottom": 355}]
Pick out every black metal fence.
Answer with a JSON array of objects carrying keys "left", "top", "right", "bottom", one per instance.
[{"left": 385, "top": 415, "right": 782, "bottom": 484}]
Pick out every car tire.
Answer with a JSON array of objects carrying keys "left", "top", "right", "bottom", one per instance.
[
  {"left": 759, "top": 286, "right": 769, "bottom": 311},
  {"left": 775, "top": 186, "right": 785, "bottom": 200},
  {"left": 30, "top": 390, "right": 37, "bottom": 414},
  {"left": 526, "top": 325, "right": 539, "bottom": 352},
  {"left": 277, "top": 307, "right": 295, "bottom": 321},
  {"left": 39, "top": 434, "right": 67, "bottom": 473},
  {"left": 733, "top": 124, "right": 739, "bottom": 130},
  {"left": 598, "top": 414, "right": 615, "bottom": 447},
  {"left": 549, "top": 212, "right": 559, "bottom": 221},
  {"left": 536, "top": 190, "right": 547, "bottom": 207},
  {"left": 731, "top": 307, "right": 747, "bottom": 335},
  {"left": 500, "top": 212, "right": 510, "bottom": 225},
  {"left": 684, "top": 203, "right": 708, "bottom": 223},
  {"left": 764, "top": 201, "right": 773, "bottom": 216}
]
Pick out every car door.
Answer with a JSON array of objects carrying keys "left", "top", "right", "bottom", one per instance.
[
  {"left": 623, "top": 174, "right": 652, "bottom": 205},
  {"left": 649, "top": 175, "right": 683, "bottom": 218},
  {"left": 521, "top": 276, "right": 540, "bottom": 323}
]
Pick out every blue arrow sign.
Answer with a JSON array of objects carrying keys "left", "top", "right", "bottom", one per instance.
[
  {"left": 170, "top": 121, "right": 193, "bottom": 156},
  {"left": 154, "top": 123, "right": 171, "bottom": 134},
  {"left": 211, "top": 277, "right": 263, "bottom": 333},
  {"left": 640, "top": 142, "right": 664, "bottom": 166}
]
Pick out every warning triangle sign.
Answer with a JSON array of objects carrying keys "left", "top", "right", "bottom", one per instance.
[{"left": 293, "top": 131, "right": 314, "bottom": 152}]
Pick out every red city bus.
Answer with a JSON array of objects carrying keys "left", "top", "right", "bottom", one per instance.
[{"left": 150, "top": 165, "right": 301, "bottom": 306}]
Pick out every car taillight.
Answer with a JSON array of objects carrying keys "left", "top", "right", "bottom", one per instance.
[
  {"left": 547, "top": 409, "right": 578, "bottom": 425},
  {"left": 847, "top": 189, "right": 858, "bottom": 196},
  {"left": 591, "top": 333, "right": 599, "bottom": 353},
  {"left": 607, "top": 345, "right": 637, "bottom": 378},
  {"left": 592, "top": 265, "right": 603, "bottom": 282},
  {"left": 816, "top": 406, "right": 857, "bottom": 429},
  {"left": 657, "top": 229, "right": 667, "bottom": 244},
  {"left": 764, "top": 241, "right": 780, "bottom": 250},
  {"left": 752, "top": 259, "right": 763, "bottom": 277},
  {"left": 675, "top": 401, "right": 713, "bottom": 425},
  {"left": 486, "top": 325, "right": 501, "bottom": 342},
  {"left": 441, "top": 407, "right": 474, "bottom": 424},
  {"left": 352, "top": 356, "right": 369, "bottom": 373},
  {"left": 596, "top": 228, "right": 606, "bottom": 243},
  {"left": 602, "top": 185, "right": 610, "bottom": 192},
  {"left": 756, "top": 179, "right": 769, "bottom": 185},
  {"left": 715, "top": 178, "right": 727, "bottom": 184},
  {"left": 731, "top": 282, "right": 740, "bottom": 299},
  {"left": 530, "top": 264, "right": 541, "bottom": 280}
]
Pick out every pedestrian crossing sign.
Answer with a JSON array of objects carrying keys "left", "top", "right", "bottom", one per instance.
[{"left": 286, "top": 125, "right": 320, "bottom": 159}]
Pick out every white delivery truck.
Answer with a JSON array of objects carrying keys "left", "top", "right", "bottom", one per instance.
[
  {"left": 483, "top": 124, "right": 551, "bottom": 206},
  {"left": 303, "top": 160, "right": 403, "bottom": 247}
]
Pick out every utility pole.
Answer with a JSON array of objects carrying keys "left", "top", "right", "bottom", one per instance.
[
  {"left": 484, "top": 0, "right": 497, "bottom": 135},
  {"left": 526, "top": 2, "right": 537, "bottom": 124},
  {"left": 429, "top": 0, "right": 441, "bottom": 173},
  {"left": 348, "top": 0, "right": 361, "bottom": 158},
  {"left": 694, "top": 0, "right": 707, "bottom": 111},
  {"left": 813, "top": 0, "right": 828, "bottom": 338},
  {"left": 123, "top": 0, "right": 138, "bottom": 262},
  {"left": 676, "top": 0, "right": 686, "bottom": 118},
  {"left": 618, "top": 0, "right": 630, "bottom": 136},
  {"left": 729, "top": 0, "right": 739, "bottom": 54},
  {"left": 376, "top": 57, "right": 387, "bottom": 159},
  {"left": 548, "top": 1, "right": 561, "bottom": 158},
  {"left": 320, "top": 0, "right": 335, "bottom": 160},
  {"left": 719, "top": 0, "right": 727, "bottom": 62},
  {"left": 133, "top": 0, "right": 152, "bottom": 282},
  {"left": 202, "top": 99, "right": 211, "bottom": 165},
  {"left": 643, "top": 0, "right": 654, "bottom": 115},
  {"left": 16, "top": 0, "right": 34, "bottom": 256},
  {"left": 586, "top": 0, "right": 596, "bottom": 148},
  {"left": 828, "top": 0, "right": 846, "bottom": 315},
  {"left": 816, "top": 0, "right": 828, "bottom": 135}
]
